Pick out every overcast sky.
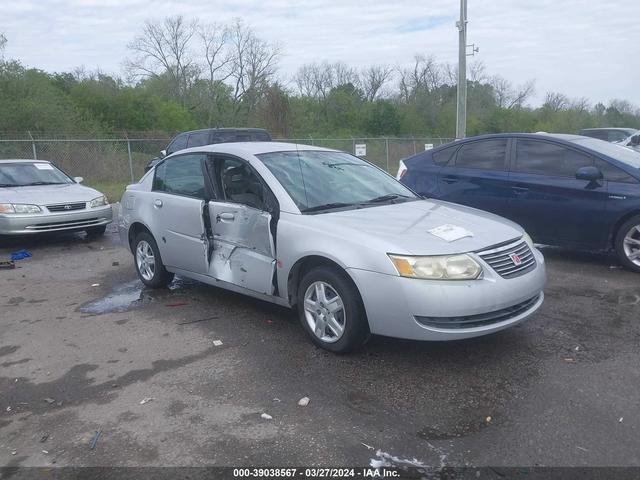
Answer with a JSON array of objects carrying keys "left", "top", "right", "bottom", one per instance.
[{"left": 2, "top": 0, "right": 639, "bottom": 106}]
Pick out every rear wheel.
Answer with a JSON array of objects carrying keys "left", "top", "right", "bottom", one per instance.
[
  {"left": 615, "top": 215, "right": 640, "bottom": 273},
  {"left": 297, "top": 265, "right": 369, "bottom": 353},
  {"left": 133, "top": 232, "right": 174, "bottom": 288}
]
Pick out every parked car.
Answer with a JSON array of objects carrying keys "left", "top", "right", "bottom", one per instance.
[
  {"left": 617, "top": 131, "right": 640, "bottom": 152},
  {"left": 398, "top": 133, "right": 640, "bottom": 272},
  {"left": 0, "top": 159, "right": 112, "bottom": 236},
  {"left": 144, "top": 128, "right": 272, "bottom": 172},
  {"left": 578, "top": 127, "right": 638, "bottom": 143},
  {"left": 119, "top": 142, "right": 546, "bottom": 352}
]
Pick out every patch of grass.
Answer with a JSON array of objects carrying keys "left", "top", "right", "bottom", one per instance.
[{"left": 86, "top": 180, "right": 129, "bottom": 203}]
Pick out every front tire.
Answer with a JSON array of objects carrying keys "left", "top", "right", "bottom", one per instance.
[
  {"left": 133, "top": 232, "right": 174, "bottom": 288},
  {"left": 615, "top": 215, "right": 640, "bottom": 273},
  {"left": 297, "top": 265, "right": 370, "bottom": 353}
]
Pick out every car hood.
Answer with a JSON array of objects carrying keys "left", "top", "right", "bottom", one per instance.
[
  {"left": 306, "top": 199, "right": 523, "bottom": 255},
  {"left": 0, "top": 183, "right": 105, "bottom": 205}
]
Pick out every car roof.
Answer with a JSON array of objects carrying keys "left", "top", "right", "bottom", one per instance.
[
  {"left": 0, "top": 159, "right": 51, "bottom": 164},
  {"left": 178, "top": 127, "right": 271, "bottom": 135},
  {"left": 171, "top": 141, "right": 336, "bottom": 157},
  {"left": 434, "top": 133, "right": 584, "bottom": 146},
  {"left": 579, "top": 127, "right": 637, "bottom": 132}
]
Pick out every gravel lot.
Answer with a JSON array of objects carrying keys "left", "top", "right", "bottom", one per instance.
[{"left": 1, "top": 225, "right": 639, "bottom": 468}]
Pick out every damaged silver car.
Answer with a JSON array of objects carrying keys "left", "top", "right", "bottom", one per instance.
[{"left": 119, "top": 143, "right": 546, "bottom": 352}]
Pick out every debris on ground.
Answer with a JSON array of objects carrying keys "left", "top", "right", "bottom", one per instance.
[
  {"left": 177, "top": 316, "right": 218, "bottom": 325},
  {"left": 298, "top": 397, "right": 310, "bottom": 407},
  {"left": 42, "top": 450, "right": 48, "bottom": 454},
  {"left": 619, "top": 417, "right": 624, "bottom": 423},
  {"left": 576, "top": 446, "right": 588, "bottom": 452},
  {"left": 261, "top": 413, "right": 273, "bottom": 420},
  {"left": 0, "top": 260, "right": 15, "bottom": 270},
  {"left": 166, "top": 302, "right": 188, "bottom": 307},
  {"left": 112, "top": 261, "right": 119, "bottom": 266},
  {"left": 609, "top": 265, "right": 622, "bottom": 269},
  {"left": 89, "top": 430, "right": 102, "bottom": 450},
  {"left": 361, "top": 442, "right": 374, "bottom": 450},
  {"left": 91, "top": 283, "right": 100, "bottom": 287},
  {"left": 10, "top": 250, "right": 32, "bottom": 261},
  {"left": 40, "top": 434, "right": 49, "bottom": 443},
  {"left": 212, "top": 339, "right": 223, "bottom": 347},
  {"left": 564, "top": 357, "right": 576, "bottom": 363},
  {"left": 6, "top": 406, "right": 11, "bottom": 412},
  {"left": 11, "top": 451, "right": 16, "bottom": 456},
  {"left": 485, "top": 416, "right": 492, "bottom": 424},
  {"left": 139, "top": 397, "right": 154, "bottom": 405},
  {"left": 273, "top": 398, "right": 281, "bottom": 403},
  {"left": 44, "top": 398, "right": 56, "bottom": 404}
]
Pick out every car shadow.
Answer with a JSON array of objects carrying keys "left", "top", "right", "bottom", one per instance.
[{"left": 0, "top": 230, "right": 114, "bottom": 252}]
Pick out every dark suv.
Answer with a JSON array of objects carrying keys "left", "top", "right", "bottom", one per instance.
[{"left": 145, "top": 128, "right": 272, "bottom": 172}]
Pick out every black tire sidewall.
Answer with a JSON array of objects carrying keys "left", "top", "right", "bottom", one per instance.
[
  {"left": 297, "top": 266, "right": 369, "bottom": 353},
  {"left": 134, "top": 232, "right": 173, "bottom": 288},
  {"left": 615, "top": 215, "right": 640, "bottom": 273}
]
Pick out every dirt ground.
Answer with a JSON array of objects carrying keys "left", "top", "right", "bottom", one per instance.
[{"left": 1, "top": 225, "right": 639, "bottom": 468}]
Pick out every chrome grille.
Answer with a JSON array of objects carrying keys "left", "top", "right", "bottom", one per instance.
[
  {"left": 477, "top": 240, "right": 536, "bottom": 279},
  {"left": 46, "top": 202, "right": 86, "bottom": 212}
]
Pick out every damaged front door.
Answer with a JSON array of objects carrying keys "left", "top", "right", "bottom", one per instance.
[{"left": 206, "top": 156, "right": 277, "bottom": 295}]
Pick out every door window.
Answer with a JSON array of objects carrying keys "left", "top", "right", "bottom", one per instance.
[
  {"left": 455, "top": 140, "right": 507, "bottom": 170},
  {"left": 515, "top": 140, "right": 593, "bottom": 177},
  {"left": 219, "top": 157, "right": 265, "bottom": 210},
  {"left": 432, "top": 145, "right": 458, "bottom": 166},
  {"left": 187, "top": 131, "right": 210, "bottom": 148},
  {"left": 153, "top": 154, "right": 206, "bottom": 198}
]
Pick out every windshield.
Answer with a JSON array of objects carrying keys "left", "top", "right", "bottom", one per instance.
[
  {"left": 257, "top": 150, "right": 418, "bottom": 212},
  {"left": 0, "top": 162, "right": 73, "bottom": 187},
  {"left": 569, "top": 138, "right": 640, "bottom": 169}
]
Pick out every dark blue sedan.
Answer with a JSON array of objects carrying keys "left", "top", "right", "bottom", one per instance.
[{"left": 398, "top": 133, "right": 640, "bottom": 272}]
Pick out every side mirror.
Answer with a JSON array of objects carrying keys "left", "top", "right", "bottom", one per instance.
[
  {"left": 575, "top": 166, "right": 603, "bottom": 182},
  {"left": 74, "top": 176, "right": 84, "bottom": 183},
  {"left": 160, "top": 149, "right": 167, "bottom": 158},
  {"left": 630, "top": 136, "right": 640, "bottom": 146}
]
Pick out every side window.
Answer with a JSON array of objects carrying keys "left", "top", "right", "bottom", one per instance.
[
  {"left": 187, "top": 131, "right": 210, "bottom": 148},
  {"left": 153, "top": 154, "right": 206, "bottom": 198},
  {"left": 432, "top": 145, "right": 458, "bottom": 166},
  {"left": 595, "top": 159, "right": 639, "bottom": 184},
  {"left": 219, "top": 157, "right": 265, "bottom": 210},
  {"left": 455, "top": 139, "right": 507, "bottom": 170},
  {"left": 515, "top": 140, "right": 593, "bottom": 177},
  {"left": 608, "top": 131, "right": 629, "bottom": 143},
  {"left": 166, "top": 134, "right": 188, "bottom": 154}
]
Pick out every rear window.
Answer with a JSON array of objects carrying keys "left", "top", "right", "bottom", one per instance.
[
  {"left": 167, "top": 134, "right": 188, "bottom": 154},
  {"left": 187, "top": 131, "right": 210, "bottom": 148},
  {"left": 432, "top": 145, "right": 458, "bottom": 166},
  {"left": 455, "top": 139, "right": 507, "bottom": 171}
]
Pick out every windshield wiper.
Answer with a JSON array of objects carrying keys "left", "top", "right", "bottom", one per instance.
[
  {"left": 19, "top": 182, "right": 66, "bottom": 186},
  {"left": 302, "top": 202, "right": 356, "bottom": 213},
  {"left": 365, "top": 194, "right": 413, "bottom": 203}
]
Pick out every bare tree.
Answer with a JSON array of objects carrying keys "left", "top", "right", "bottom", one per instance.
[
  {"left": 227, "top": 20, "right": 280, "bottom": 118},
  {"left": 468, "top": 61, "right": 487, "bottom": 83},
  {"left": 397, "top": 55, "right": 444, "bottom": 101},
  {"left": 199, "top": 23, "right": 232, "bottom": 83},
  {"left": 125, "top": 16, "right": 199, "bottom": 102},
  {"left": 360, "top": 64, "right": 393, "bottom": 101},
  {"left": 0, "top": 33, "right": 6, "bottom": 58},
  {"left": 543, "top": 92, "right": 569, "bottom": 112},
  {"left": 490, "top": 75, "right": 535, "bottom": 108}
]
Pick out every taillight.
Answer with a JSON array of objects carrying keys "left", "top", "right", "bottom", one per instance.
[{"left": 397, "top": 160, "right": 407, "bottom": 180}]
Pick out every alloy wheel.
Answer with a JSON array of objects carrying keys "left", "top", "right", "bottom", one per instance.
[
  {"left": 303, "top": 281, "right": 346, "bottom": 343},
  {"left": 136, "top": 240, "right": 156, "bottom": 281},
  {"left": 623, "top": 225, "right": 640, "bottom": 267}
]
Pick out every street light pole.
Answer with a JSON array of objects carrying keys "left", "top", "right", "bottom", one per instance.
[{"left": 456, "top": 0, "right": 468, "bottom": 139}]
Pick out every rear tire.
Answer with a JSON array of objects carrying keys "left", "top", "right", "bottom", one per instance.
[
  {"left": 614, "top": 215, "right": 640, "bottom": 273},
  {"left": 297, "top": 265, "right": 370, "bottom": 353},
  {"left": 133, "top": 232, "right": 174, "bottom": 288},
  {"left": 85, "top": 225, "right": 107, "bottom": 237}
]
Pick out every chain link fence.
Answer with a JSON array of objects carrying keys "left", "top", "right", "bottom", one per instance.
[{"left": 0, "top": 134, "right": 454, "bottom": 199}]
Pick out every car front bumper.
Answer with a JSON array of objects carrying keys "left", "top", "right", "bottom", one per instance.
[
  {"left": 0, "top": 205, "right": 113, "bottom": 235},
  {"left": 347, "top": 247, "right": 546, "bottom": 341}
]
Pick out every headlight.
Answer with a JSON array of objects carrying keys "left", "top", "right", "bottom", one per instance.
[
  {"left": 388, "top": 253, "right": 482, "bottom": 280},
  {"left": 89, "top": 196, "right": 108, "bottom": 208},
  {"left": 0, "top": 203, "right": 42, "bottom": 214}
]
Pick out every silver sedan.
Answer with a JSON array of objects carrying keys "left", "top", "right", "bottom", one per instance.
[
  {"left": 118, "top": 143, "right": 546, "bottom": 352},
  {"left": 0, "top": 159, "right": 112, "bottom": 236}
]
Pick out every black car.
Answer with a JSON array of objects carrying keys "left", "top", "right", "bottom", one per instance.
[{"left": 145, "top": 128, "right": 272, "bottom": 172}]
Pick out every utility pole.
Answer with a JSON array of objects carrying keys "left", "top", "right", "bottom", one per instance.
[{"left": 456, "top": 0, "right": 468, "bottom": 139}]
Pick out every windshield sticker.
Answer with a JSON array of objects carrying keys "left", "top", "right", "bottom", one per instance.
[
  {"left": 34, "top": 163, "right": 54, "bottom": 170},
  {"left": 428, "top": 224, "right": 473, "bottom": 242}
]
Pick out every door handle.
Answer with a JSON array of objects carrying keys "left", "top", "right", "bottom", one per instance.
[
  {"left": 216, "top": 212, "right": 235, "bottom": 222},
  {"left": 441, "top": 176, "right": 459, "bottom": 184},
  {"left": 512, "top": 186, "right": 529, "bottom": 195},
  {"left": 153, "top": 199, "right": 163, "bottom": 208}
]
